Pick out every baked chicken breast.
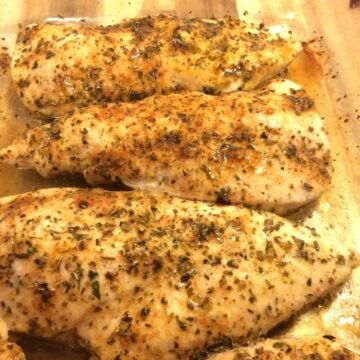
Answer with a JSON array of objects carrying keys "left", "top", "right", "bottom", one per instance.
[
  {"left": 12, "top": 15, "right": 302, "bottom": 117},
  {"left": 208, "top": 337, "right": 360, "bottom": 360},
  {"left": 0, "top": 79, "right": 331, "bottom": 214},
  {"left": 0, "top": 188, "right": 357, "bottom": 359}
]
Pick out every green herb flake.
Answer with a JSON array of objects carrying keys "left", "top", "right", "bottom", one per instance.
[{"left": 92, "top": 280, "right": 101, "bottom": 300}]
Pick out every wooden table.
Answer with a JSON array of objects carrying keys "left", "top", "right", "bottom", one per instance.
[{"left": 0, "top": 1, "right": 359, "bottom": 359}]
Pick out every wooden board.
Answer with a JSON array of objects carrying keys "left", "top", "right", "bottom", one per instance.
[{"left": 0, "top": 1, "right": 359, "bottom": 359}]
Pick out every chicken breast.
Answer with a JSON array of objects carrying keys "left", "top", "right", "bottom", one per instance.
[
  {"left": 208, "top": 337, "right": 360, "bottom": 360},
  {"left": 11, "top": 15, "right": 302, "bottom": 117},
  {"left": 0, "top": 188, "right": 357, "bottom": 360},
  {"left": 0, "top": 79, "right": 331, "bottom": 215}
]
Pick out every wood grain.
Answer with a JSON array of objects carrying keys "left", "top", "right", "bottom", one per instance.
[{"left": 0, "top": 1, "right": 359, "bottom": 359}]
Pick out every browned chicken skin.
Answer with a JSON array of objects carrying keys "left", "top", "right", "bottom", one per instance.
[
  {"left": 11, "top": 15, "right": 302, "bottom": 117},
  {"left": 0, "top": 188, "right": 357, "bottom": 359}
]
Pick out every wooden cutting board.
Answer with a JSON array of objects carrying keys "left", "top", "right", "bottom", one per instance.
[{"left": 0, "top": 1, "right": 359, "bottom": 359}]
